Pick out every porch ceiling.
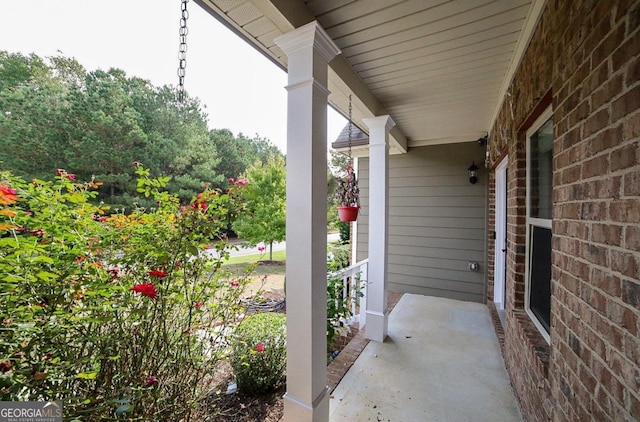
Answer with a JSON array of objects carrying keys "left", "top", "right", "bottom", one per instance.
[{"left": 196, "top": 0, "right": 545, "bottom": 154}]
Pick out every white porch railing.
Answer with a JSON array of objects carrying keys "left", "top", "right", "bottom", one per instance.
[{"left": 328, "top": 258, "right": 368, "bottom": 328}]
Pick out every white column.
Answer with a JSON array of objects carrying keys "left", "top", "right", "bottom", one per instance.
[
  {"left": 274, "top": 22, "right": 340, "bottom": 422},
  {"left": 362, "top": 115, "right": 395, "bottom": 342}
]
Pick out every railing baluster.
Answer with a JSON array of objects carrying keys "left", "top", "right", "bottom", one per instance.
[{"left": 328, "top": 259, "right": 368, "bottom": 328}]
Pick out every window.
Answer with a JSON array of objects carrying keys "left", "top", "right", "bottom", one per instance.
[{"left": 526, "top": 107, "right": 553, "bottom": 342}]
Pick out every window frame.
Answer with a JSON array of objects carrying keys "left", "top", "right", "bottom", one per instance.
[{"left": 525, "top": 106, "right": 553, "bottom": 343}]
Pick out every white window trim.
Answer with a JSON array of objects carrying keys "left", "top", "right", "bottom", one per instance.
[
  {"left": 494, "top": 156, "right": 508, "bottom": 314},
  {"left": 525, "top": 106, "right": 553, "bottom": 344}
]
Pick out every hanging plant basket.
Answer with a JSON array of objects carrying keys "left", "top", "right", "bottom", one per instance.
[
  {"left": 338, "top": 205, "right": 360, "bottom": 222},
  {"left": 334, "top": 95, "right": 359, "bottom": 222},
  {"left": 335, "top": 165, "right": 360, "bottom": 222}
]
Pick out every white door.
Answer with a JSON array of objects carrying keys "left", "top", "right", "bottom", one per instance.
[{"left": 494, "top": 157, "right": 508, "bottom": 312}]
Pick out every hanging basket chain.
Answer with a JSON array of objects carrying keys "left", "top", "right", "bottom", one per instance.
[
  {"left": 177, "top": 0, "right": 189, "bottom": 103},
  {"left": 347, "top": 94, "right": 353, "bottom": 160}
]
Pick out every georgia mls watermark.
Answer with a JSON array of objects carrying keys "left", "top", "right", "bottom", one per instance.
[{"left": 0, "top": 401, "right": 62, "bottom": 422}]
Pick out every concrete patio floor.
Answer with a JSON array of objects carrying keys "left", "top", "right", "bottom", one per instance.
[{"left": 329, "top": 294, "right": 522, "bottom": 421}]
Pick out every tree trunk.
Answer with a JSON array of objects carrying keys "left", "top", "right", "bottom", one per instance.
[{"left": 269, "top": 241, "right": 273, "bottom": 261}]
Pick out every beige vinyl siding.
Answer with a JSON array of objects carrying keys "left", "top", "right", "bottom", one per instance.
[{"left": 356, "top": 142, "right": 487, "bottom": 302}]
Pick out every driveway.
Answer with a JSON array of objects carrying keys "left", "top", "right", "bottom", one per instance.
[{"left": 226, "top": 232, "right": 341, "bottom": 258}]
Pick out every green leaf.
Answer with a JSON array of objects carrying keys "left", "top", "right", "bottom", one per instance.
[
  {"left": 76, "top": 371, "right": 98, "bottom": 380},
  {"left": 36, "top": 271, "right": 57, "bottom": 282},
  {"left": 115, "top": 404, "right": 133, "bottom": 416},
  {"left": 0, "top": 238, "right": 18, "bottom": 248},
  {"left": 32, "top": 255, "right": 55, "bottom": 264}
]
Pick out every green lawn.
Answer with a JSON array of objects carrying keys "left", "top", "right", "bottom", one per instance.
[
  {"left": 222, "top": 250, "right": 286, "bottom": 277},
  {"left": 223, "top": 249, "right": 286, "bottom": 265}
]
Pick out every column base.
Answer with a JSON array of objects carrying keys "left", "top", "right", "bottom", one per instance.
[
  {"left": 365, "top": 309, "right": 388, "bottom": 342},
  {"left": 283, "top": 386, "right": 330, "bottom": 422}
]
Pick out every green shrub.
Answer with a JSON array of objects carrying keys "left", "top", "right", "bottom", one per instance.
[
  {"left": 337, "top": 220, "right": 350, "bottom": 244},
  {"left": 230, "top": 312, "right": 286, "bottom": 394},
  {"left": 0, "top": 166, "right": 252, "bottom": 420},
  {"left": 327, "top": 271, "right": 363, "bottom": 346},
  {"left": 327, "top": 243, "right": 351, "bottom": 272}
]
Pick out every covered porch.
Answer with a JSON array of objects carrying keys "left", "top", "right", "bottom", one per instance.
[
  {"left": 328, "top": 293, "right": 521, "bottom": 421},
  {"left": 195, "top": 1, "right": 546, "bottom": 420}
]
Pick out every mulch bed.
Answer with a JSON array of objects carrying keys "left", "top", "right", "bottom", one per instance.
[
  {"left": 200, "top": 361, "right": 285, "bottom": 422},
  {"left": 198, "top": 292, "right": 403, "bottom": 421}
]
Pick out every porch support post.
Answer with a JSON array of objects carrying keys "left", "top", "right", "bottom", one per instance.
[
  {"left": 275, "top": 21, "right": 340, "bottom": 422},
  {"left": 362, "top": 115, "right": 395, "bottom": 342}
]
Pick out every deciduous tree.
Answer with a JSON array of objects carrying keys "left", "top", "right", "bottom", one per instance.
[{"left": 232, "top": 155, "right": 286, "bottom": 260}]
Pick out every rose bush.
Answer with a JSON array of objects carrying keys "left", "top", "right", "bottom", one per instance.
[
  {"left": 229, "top": 312, "right": 286, "bottom": 395},
  {"left": 0, "top": 165, "right": 252, "bottom": 420}
]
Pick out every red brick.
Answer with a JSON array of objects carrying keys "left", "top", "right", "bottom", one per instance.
[
  {"left": 612, "top": 22, "right": 640, "bottom": 69},
  {"left": 487, "top": 4, "right": 640, "bottom": 422},
  {"left": 592, "top": 223, "right": 623, "bottom": 246},
  {"left": 580, "top": 201, "right": 607, "bottom": 220},
  {"left": 590, "top": 288, "right": 609, "bottom": 314},
  {"left": 584, "top": 60, "right": 610, "bottom": 94},
  {"left": 581, "top": 243, "right": 609, "bottom": 266},
  {"left": 609, "top": 199, "right": 640, "bottom": 223},
  {"left": 562, "top": 164, "right": 583, "bottom": 184},
  {"left": 560, "top": 86, "right": 583, "bottom": 117},
  {"left": 591, "top": 73, "right": 623, "bottom": 111},
  {"left": 611, "top": 142, "right": 639, "bottom": 171},
  {"left": 623, "top": 170, "right": 640, "bottom": 196},
  {"left": 630, "top": 394, "right": 640, "bottom": 421},
  {"left": 583, "top": 108, "right": 611, "bottom": 138},
  {"left": 559, "top": 202, "right": 581, "bottom": 219},
  {"left": 601, "top": 365, "right": 626, "bottom": 404},
  {"left": 620, "top": 307, "right": 638, "bottom": 336},
  {"left": 587, "top": 176, "right": 621, "bottom": 199},
  {"left": 616, "top": 0, "right": 639, "bottom": 24},
  {"left": 592, "top": 267, "right": 622, "bottom": 296},
  {"left": 582, "top": 155, "right": 609, "bottom": 179},
  {"left": 610, "top": 354, "right": 637, "bottom": 396},
  {"left": 612, "top": 251, "right": 640, "bottom": 279},
  {"left": 624, "top": 111, "right": 640, "bottom": 141},
  {"left": 568, "top": 256, "right": 591, "bottom": 280},
  {"left": 562, "top": 126, "right": 582, "bottom": 150},
  {"left": 624, "top": 334, "right": 640, "bottom": 366},
  {"left": 584, "top": 3, "right": 612, "bottom": 52},
  {"left": 567, "top": 221, "right": 590, "bottom": 240},
  {"left": 567, "top": 99, "right": 591, "bottom": 129},
  {"left": 592, "top": 23, "right": 626, "bottom": 69},
  {"left": 621, "top": 279, "right": 640, "bottom": 308},
  {"left": 626, "top": 54, "right": 640, "bottom": 89},
  {"left": 625, "top": 225, "right": 640, "bottom": 252},
  {"left": 612, "top": 84, "right": 640, "bottom": 121},
  {"left": 589, "top": 125, "right": 624, "bottom": 156}
]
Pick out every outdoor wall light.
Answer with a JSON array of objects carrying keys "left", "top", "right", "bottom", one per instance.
[{"left": 468, "top": 161, "right": 479, "bottom": 184}]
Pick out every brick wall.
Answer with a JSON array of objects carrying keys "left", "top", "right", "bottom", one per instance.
[{"left": 487, "top": 1, "right": 640, "bottom": 421}]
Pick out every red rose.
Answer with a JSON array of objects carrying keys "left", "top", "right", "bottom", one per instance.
[
  {"left": 131, "top": 283, "right": 158, "bottom": 300},
  {"left": 30, "top": 228, "right": 45, "bottom": 237},
  {"left": 256, "top": 343, "right": 265, "bottom": 353},
  {"left": 0, "top": 360, "right": 12, "bottom": 373},
  {"left": 148, "top": 269, "right": 168, "bottom": 278},
  {"left": 0, "top": 186, "right": 18, "bottom": 204}
]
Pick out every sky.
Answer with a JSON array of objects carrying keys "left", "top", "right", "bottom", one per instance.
[{"left": 0, "top": 0, "right": 346, "bottom": 154}]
